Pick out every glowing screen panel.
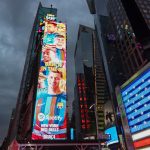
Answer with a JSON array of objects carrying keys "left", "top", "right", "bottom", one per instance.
[
  {"left": 32, "top": 14, "right": 67, "bottom": 140},
  {"left": 105, "top": 126, "right": 119, "bottom": 146},
  {"left": 121, "top": 68, "right": 150, "bottom": 143}
]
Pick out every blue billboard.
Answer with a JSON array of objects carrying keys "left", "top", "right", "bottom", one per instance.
[{"left": 105, "top": 126, "right": 119, "bottom": 146}]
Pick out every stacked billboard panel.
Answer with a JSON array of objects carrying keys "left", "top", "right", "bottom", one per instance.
[
  {"left": 32, "top": 14, "right": 67, "bottom": 140},
  {"left": 118, "top": 63, "right": 150, "bottom": 149}
]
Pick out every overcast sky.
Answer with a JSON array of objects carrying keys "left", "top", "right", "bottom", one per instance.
[{"left": 0, "top": 0, "right": 106, "bottom": 145}]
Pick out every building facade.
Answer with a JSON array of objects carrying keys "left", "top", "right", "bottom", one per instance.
[
  {"left": 74, "top": 25, "right": 97, "bottom": 140},
  {"left": 16, "top": 3, "right": 59, "bottom": 141},
  {"left": 107, "top": 1, "right": 150, "bottom": 149},
  {"left": 107, "top": 0, "right": 150, "bottom": 79},
  {"left": 87, "top": 0, "right": 129, "bottom": 149},
  {"left": 4, "top": 3, "right": 68, "bottom": 147},
  {"left": 74, "top": 24, "right": 112, "bottom": 144},
  {"left": 1, "top": 3, "right": 57, "bottom": 148}
]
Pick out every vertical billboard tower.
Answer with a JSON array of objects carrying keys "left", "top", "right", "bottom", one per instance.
[{"left": 31, "top": 12, "right": 67, "bottom": 140}]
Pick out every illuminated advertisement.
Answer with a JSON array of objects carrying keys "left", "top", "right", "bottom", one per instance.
[
  {"left": 105, "top": 126, "right": 119, "bottom": 146},
  {"left": 120, "top": 63, "right": 150, "bottom": 149},
  {"left": 77, "top": 75, "right": 90, "bottom": 130},
  {"left": 32, "top": 14, "right": 67, "bottom": 140},
  {"left": 70, "top": 128, "right": 74, "bottom": 140}
]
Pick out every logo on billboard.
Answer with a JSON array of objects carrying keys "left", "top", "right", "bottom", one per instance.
[
  {"left": 38, "top": 113, "right": 45, "bottom": 122},
  {"left": 46, "top": 14, "right": 56, "bottom": 21},
  {"left": 57, "top": 102, "right": 64, "bottom": 109}
]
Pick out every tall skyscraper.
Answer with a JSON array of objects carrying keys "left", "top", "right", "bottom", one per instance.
[
  {"left": 107, "top": 0, "right": 150, "bottom": 79},
  {"left": 107, "top": 1, "right": 150, "bottom": 149},
  {"left": 74, "top": 25, "right": 97, "bottom": 140},
  {"left": 86, "top": 0, "right": 134, "bottom": 149},
  {"left": 74, "top": 24, "right": 113, "bottom": 146},
  {"left": 93, "top": 30, "right": 113, "bottom": 133},
  {"left": 86, "top": 0, "right": 123, "bottom": 104},
  {"left": 17, "top": 2, "right": 66, "bottom": 141},
  {"left": 3, "top": 3, "right": 67, "bottom": 149},
  {"left": 87, "top": 0, "right": 150, "bottom": 149}
]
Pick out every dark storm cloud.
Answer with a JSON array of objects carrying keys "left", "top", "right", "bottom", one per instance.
[
  {"left": 0, "top": 0, "right": 34, "bottom": 144},
  {"left": 0, "top": 0, "right": 106, "bottom": 145}
]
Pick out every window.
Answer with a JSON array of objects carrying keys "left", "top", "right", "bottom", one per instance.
[
  {"left": 143, "top": 9, "right": 148, "bottom": 13},
  {"left": 131, "top": 54, "right": 137, "bottom": 69},
  {"left": 146, "top": 14, "right": 150, "bottom": 18},
  {"left": 132, "top": 43, "right": 135, "bottom": 48},
  {"left": 135, "top": 50, "right": 142, "bottom": 65}
]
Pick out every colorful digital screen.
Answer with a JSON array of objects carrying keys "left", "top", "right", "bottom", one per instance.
[
  {"left": 70, "top": 128, "right": 74, "bottom": 140},
  {"left": 105, "top": 126, "right": 119, "bottom": 146},
  {"left": 120, "top": 67, "right": 150, "bottom": 147},
  {"left": 32, "top": 14, "right": 67, "bottom": 140}
]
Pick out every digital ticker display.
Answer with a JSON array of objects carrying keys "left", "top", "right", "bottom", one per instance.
[
  {"left": 32, "top": 14, "right": 67, "bottom": 140},
  {"left": 120, "top": 67, "right": 150, "bottom": 148}
]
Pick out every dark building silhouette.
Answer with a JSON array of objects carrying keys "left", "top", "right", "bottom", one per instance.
[
  {"left": 107, "top": 1, "right": 150, "bottom": 149},
  {"left": 74, "top": 24, "right": 112, "bottom": 144},
  {"left": 2, "top": 3, "right": 59, "bottom": 149},
  {"left": 87, "top": 0, "right": 150, "bottom": 149},
  {"left": 74, "top": 25, "right": 97, "bottom": 140},
  {"left": 16, "top": 3, "right": 57, "bottom": 142},
  {"left": 87, "top": 0, "right": 127, "bottom": 149},
  {"left": 107, "top": 0, "right": 150, "bottom": 79}
]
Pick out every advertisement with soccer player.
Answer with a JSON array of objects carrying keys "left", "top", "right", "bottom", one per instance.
[{"left": 32, "top": 14, "right": 67, "bottom": 140}]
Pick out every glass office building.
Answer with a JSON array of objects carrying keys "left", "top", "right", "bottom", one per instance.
[
  {"left": 107, "top": 0, "right": 150, "bottom": 79},
  {"left": 74, "top": 25, "right": 97, "bottom": 140},
  {"left": 74, "top": 24, "right": 112, "bottom": 142}
]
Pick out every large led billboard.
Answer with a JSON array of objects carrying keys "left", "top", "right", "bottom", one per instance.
[
  {"left": 32, "top": 14, "right": 67, "bottom": 140},
  {"left": 120, "top": 63, "right": 150, "bottom": 149}
]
